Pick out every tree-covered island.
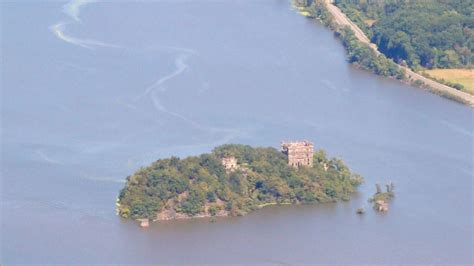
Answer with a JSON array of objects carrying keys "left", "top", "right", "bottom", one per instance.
[
  {"left": 293, "top": 0, "right": 474, "bottom": 105},
  {"left": 117, "top": 143, "right": 363, "bottom": 223}
]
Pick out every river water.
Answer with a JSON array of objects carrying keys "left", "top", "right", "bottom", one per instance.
[{"left": 1, "top": 0, "right": 473, "bottom": 264}]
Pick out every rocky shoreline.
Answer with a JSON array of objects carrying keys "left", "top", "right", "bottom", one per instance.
[{"left": 136, "top": 201, "right": 296, "bottom": 227}]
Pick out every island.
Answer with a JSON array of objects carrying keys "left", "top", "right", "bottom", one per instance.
[{"left": 117, "top": 141, "right": 363, "bottom": 225}]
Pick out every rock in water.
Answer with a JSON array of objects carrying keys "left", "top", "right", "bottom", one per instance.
[
  {"left": 375, "top": 200, "right": 389, "bottom": 212},
  {"left": 138, "top": 219, "right": 149, "bottom": 228}
]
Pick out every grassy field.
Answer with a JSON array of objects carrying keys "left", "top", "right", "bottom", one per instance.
[
  {"left": 423, "top": 69, "right": 474, "bottom": 95},
  {"left": 363, "top": 19, "right": 376, "bottom": 26}
]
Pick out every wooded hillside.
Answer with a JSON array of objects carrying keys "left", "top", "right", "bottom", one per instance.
[{"left": 335, "top": 0, "right": 473, "bottom": 69}]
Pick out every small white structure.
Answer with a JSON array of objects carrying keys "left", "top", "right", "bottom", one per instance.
[{"left": 221, "top": 156, "right": 238, "bottom": 171}]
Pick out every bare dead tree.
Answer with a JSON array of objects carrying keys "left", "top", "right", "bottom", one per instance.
[{"left": 375, "top": 183, "right": 382, "bottom": 194}]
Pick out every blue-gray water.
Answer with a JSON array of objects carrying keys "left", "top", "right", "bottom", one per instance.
[{"left": 1, "top": 0, "right": 473, "bottom": 264}]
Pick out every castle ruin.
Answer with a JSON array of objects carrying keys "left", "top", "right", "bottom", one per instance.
[
  {"left": 281, "top": 140, "right": 314, "bottom": 168},
  {"left": 221, "top": 156, "right": 238, "bottom": 172}
]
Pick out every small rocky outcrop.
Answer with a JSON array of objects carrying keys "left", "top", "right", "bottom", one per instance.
[
  {"left": 138, "top": 218, "right": 149, "bottom": 228},
  {"left": 374, "top": 200, "right": 389, "bottom": 212},
  {"left": 370, "top": 182, "right": 395, "bottom": 212}
]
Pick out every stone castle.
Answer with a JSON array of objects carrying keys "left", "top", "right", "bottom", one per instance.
[
  {"left": 220, "top": 141, "right": 314, "bottom": 170},
  {"left": 281, "top": 140, "right": 314, "bottom": 168}
]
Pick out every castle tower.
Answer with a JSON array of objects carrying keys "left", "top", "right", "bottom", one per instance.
[{"left": 281, "top": 140, "right": 314, "bottom": 168}]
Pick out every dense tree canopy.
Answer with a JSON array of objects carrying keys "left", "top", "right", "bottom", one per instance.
[
  {"left": 117, "top": 144, "right": 363, "bottom": 220},
  {"left": 335, "top": 0, "right": 474, "bottom": 69}
]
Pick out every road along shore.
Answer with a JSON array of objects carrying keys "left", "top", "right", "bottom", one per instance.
[{"left": 323, "top": 0, "right": 474, "bottom": 106}]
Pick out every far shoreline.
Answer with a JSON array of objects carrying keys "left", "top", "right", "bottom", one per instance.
[{"left": 293, "top": 0, "right": 474, "bottom": 107}]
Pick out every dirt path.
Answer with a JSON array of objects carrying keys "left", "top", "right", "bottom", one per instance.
[{"left": 324, "top": 0, "right": 474, "bottom": 106}]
